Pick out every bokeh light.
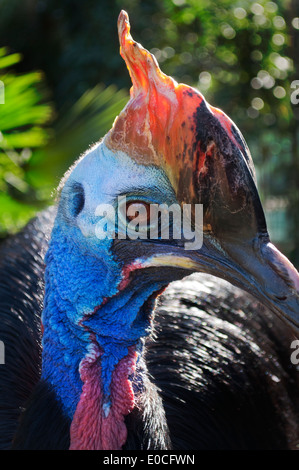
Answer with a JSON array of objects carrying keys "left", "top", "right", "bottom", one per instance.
[
  {"left": 292, "top": 17, "right": 299, "bottom": 29},
  {"left": 273, "top": 86, "right": 286, "bottom": 99},
  {"left": 234, "top": 7, "right": 247, "bottom": 20},
  {"left": 252, "top": 97, "right": 264, "bottom": 110}
]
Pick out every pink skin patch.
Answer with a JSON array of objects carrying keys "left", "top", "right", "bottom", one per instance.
[
  {"left": 119, "top": 260, "right": 144, "bottom": 291},
  {"left": 69, "top": 343, "right": 137, "bottom": 450}
]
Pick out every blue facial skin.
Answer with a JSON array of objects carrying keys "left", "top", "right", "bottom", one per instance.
[{"left": 41, "top": 141, "right": 177, "bottom": 419}]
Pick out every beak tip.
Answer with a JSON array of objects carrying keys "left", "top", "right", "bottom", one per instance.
[{"left": 265, "top": 243, "right": 299, "bottom": 292}]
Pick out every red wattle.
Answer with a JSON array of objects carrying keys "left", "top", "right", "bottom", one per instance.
[{"left": 69, "top": 345, "right": 137, "bottom": 450}]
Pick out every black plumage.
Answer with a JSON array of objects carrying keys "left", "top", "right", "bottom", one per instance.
[{"left": 1, "top": 208, "right": 298, "bottom": 450}]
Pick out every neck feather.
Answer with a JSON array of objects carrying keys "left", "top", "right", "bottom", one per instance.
[{"left": 41, "top": 224, "right": 161, "bottom": 450}]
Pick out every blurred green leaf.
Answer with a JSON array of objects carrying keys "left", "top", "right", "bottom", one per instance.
[
  {"left": 0, "top": 51, "right": 21, "bottom": 69},
  {"left": 27, "top": 84, "right": 129, "bottom": 194},
  {"left": 0, "top": 49, "right": 52, "bottom": 236},
  {"left": 0, "top": 192, "right": 37, "bottom": 235},
  {"left": 0, "top": 46, "right": 129, "bottom": 237}
]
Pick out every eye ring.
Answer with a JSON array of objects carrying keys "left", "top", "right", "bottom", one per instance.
[
  {"left": 125, "top": 200, "right": 151, "bottom": 225},
  {"left": 117, "top": 198, "right": 158, "bottom": 236}
]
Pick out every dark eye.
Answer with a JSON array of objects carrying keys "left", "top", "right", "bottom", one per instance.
[
  {"left": 69, "top": 182, "right": 85, "bottom": 217},
  {"left": 125, "top": 200, "right": 151, "bottom": 225}
]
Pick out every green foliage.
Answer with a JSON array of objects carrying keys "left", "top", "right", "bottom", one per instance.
[
  {"left": 0, "top": 47, "right": 52, "bottom": 236},
  {"left": 28, "top": 84, "right": 128, "bottom": 198},
  {"left": 0, "top": 46, "right": 129, "bottom": 237}
]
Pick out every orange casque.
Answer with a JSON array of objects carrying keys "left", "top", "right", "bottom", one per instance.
[{"left": 104, "top": 10, "right": 250, "bottom": 209}]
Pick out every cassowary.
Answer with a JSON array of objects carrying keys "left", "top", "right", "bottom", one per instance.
[{"left": 1, "top": 11, "right": 299, "bottom": 450}]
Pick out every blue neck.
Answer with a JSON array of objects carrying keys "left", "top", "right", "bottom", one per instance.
[{"left": 41, "top": 221, "right": 162, "bottom": 419}]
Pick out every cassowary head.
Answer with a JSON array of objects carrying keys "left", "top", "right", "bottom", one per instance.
[{"left": 42, "top": 11, "right": 299, "bottom": 450}]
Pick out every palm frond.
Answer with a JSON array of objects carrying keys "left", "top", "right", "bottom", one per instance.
[{"left": 0, "top": 47, "right": 129, "bottom": 237}]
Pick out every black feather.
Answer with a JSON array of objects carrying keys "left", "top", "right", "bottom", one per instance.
[{"left": 0, "top": 209, "right": 298, "bottom": 449}]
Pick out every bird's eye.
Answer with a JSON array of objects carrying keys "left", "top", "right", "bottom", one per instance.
[
  {"left": 117, "top": 198, "right": 157, "bottom": 237},
  {"left": 125, "top": 201, "right": 151, "bottom": 225}
]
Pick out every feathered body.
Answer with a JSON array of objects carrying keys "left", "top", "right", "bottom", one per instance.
[
  {"left": 1, "top": 11, "right": 299, "bottom": 450},
  {"left": 0, "top": 209, "right": 298, "bottom": 450}
]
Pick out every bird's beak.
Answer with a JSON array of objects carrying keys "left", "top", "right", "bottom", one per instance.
[
  {"left": 221, "top": 238, "right": 299, "bottom": 331},
  {"left": 197, "top": 237, "right": 299, "bottom": 333},
  {"left": 146, "top": 135, "right": 299, "bottom": 333},
  {"left": 145, "top": 234, "right": 299, "bottom": 333},
  {"left": 106, "top": 11, "right": 299, "bottom": 334}
]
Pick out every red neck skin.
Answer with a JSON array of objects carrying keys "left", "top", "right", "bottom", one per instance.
[{"left": 69, "top": 342, "right": 137, "bottom": 450}]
